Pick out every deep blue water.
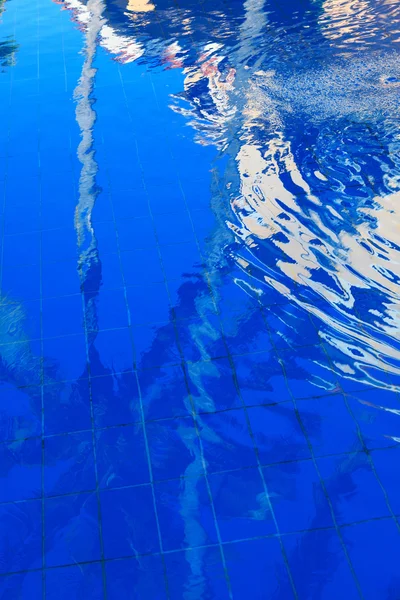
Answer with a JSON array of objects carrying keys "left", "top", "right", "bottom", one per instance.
[{"left": 1, "top": 0, "right": 400, "bottom": 597}]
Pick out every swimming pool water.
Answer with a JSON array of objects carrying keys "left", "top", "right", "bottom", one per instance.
[{"left": 0, "top": 0, "right": 400, "bottom": 597}]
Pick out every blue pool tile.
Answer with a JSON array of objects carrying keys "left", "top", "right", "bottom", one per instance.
[
  {"left": 132, "top": 321, "right": 181, "bottom": 369},
  {"left": 43, "top": 334, "right": 88, "bottom": 382},
  {"left": 0, "top": 570, "right": 42, "bottom": 599},
  {"left": 4, "top": 201, "right": 41, "bottom": 235},
  {"left": 106, "top": 555, "right": 167, "bottom": 600},
  {"left": 0, "top": 382, "right": 41, "bottom": 442},
  {"left": 3, "top": 232, "right": 40, "bottom": 266},
  {"left": 0, "top": 499, "right": 42, "bottom": 573},
  {"left": 282, "top": 344, "right": 339, "bottom": 399},
  {"left": 284, "top": 529, "right": 360, "bottom": 600},
  {"left": 186, "top": 358, "right": 242, "bottom": 413},
  {"left": 111, "top": 188, "right": 149, "bottom": 220},
  {"left": 42, "top": 294, "right": 84, "bottom": 338},
  {"left": 92, "top": 220, "right": 118, "bottom": 255},
  {"left": 347, "top": 395, "right": 399, "bottom": 450},
  {"left": 42, "top": 259, "right": 82, "bottom": 298},
  {"left": 318, "top": 453, "right": 391, "bottom": 525},
  {"left": 176, "top": 314, "right": 227, "bottom": 363},
  {"left": 210, "top": 468, "right": 275, "bottom": 542},
  {"left": 234, "top": 351, "right": 292, "bottom": 405},
  {"left": 127, "top": 282, "right": 170, "bottom": 325},
  {"left": 154, "top": 476, "right": 218, "bottom": 551},
  {"left": 371, "top": 446, "right": 400, "bottom": 515},
  {"left": 263, "top": 461, "right": 333, "bottom": 533},
  {"left": 223, "top": 308, "right": 272, "bottom": 356},
  {"left": 92, "top": 372, "right": 141, "bottom": 428},
  {"left": 160, "top": 241, "right": 202, "bottom": 281},
  {"left": 43, "top": 380, "right": 91, "bottom": 435},
  {"left": 46, "top": 563, "right": 104, "bottom": 600},
  {"left": 0, "top": 437, "right": 42, "bottom": 503},
  {"left": 138, "top": 365, "right": 190, "bottom": 420},
  {"left": 165, "top": 546, "right": 230, "bottom": 600},
  {"left": 45, "top": 492, "right": 101, "bottom": 567},
  {"left": 225, "top": 538, "right": 295, "bottom": 600},
  {"left": 101, "top": 485, "right": 159, "bottom": 559},
  {"left": 116, "top": 215, "right": 157, "bottom": 250},
  {"left": 87, "top": 288, "right": 129, "bottom": 331},
  {"left": 44, "top": 431, "right": 96, "bottom": 496},
  {"left": 121, "top": 247, "right": 164, "bottom": 285},
  {"left": 146, "top": 417, "right": 201, "bottom": 480},
  {"left": 343, "top": 519, "right": 400, "bottom": 600},
  {"left": 154, "top": 212, "right": 194, "bottom": 245},
  {"left": 1, "top": 262, "right": 41, "bottom": 300},
  {"left": 88, "top": 328, "right": 134, "bottom": 376},
  {"left": 297, "top": 395, "right": 362, "bottom": 457},
  {"left": 42, "top": 228, "right": 77, "bottom": 263},
  {"left": 96, "top": 424, "right": 149, "bottom": 488},
  {"left": 168, "top": 277, "right": 217, "bottom": 321},
  {"left": 199, "top": 409, "right": 256, "bottom": 472},
  {"left": 147, "top": 183, "right": 186, "bottom": 216},
  {"left": 248, "top": 404, "right": 310, "bottom": 465}
]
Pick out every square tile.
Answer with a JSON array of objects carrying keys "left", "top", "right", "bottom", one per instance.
[
  {"left": 106, "top": 555, "right": 167, "bottom": 600},
  {"left": 160, "top": 241, "right": 202, "bottom": 281},
  {"left": 43, "top": 380, "right": 91, "bottom": 435},
  {"left": 263, "top": 460, "right": 333, "bottom": 533},
  {"left": 0, "top": 382, "right": 41, "bottom": 442},
  {"left": 210, "top": 468, "right": 275, "bottom": 541},
  {"left": 282, "top": 345, "right": 339, "bottom": 399},
  {"left": 343, "top": 520, "right": 400, "bottom": 600},
  {"left": 225, "top": 538, "right": 295, "bottom": 600},
  {"left": 223, "top": 308, "right": 272, "bottom": 356},
  {"left": 284, "top": 529, "right": 360, "bottom": 600},
  {"left": 347, "top": 396, "right": 399, "bottom": 450},
  {"left": 121, "top": 247, "right": 164, "bottom": 285},
  {"left": 92, "top": 372, "right": 141, "bottom": 428},
  {"left": 234, "top": 351, "right": 292, "bottom": 405},
  {"left": 86, "top": 288, "right": 129, "bottom": 331},
  {"left": 0, "top": 437, "right": 42, "bottom": 503},
  {"left": 42, "top": 295, "right": 84, "bottom": 338},
  {"left": 127, "top": 282, "right": 170, "bottom": 325},
  {"left": 0, "top": 500, "right": 42, "bottom": 573},
  {"left": 0, "top": 570, "right": 42, "bottom": 599},
  {"left": 132, "top": 321, "right": 181, "bottom": 369},
  {"left": 45, "top": 492, "right": 101, "bottom": 567},
  {"left": 1, "top": 263, "right": 41, "bottom": 301},
  {"left": 43, "top": 334, "right": 88, "bottom": 382},
  {"left": 138, "top": 365, "right": 190, "bottom": 420},
  {"left": 154, "top": 212, "right": 194, "bottom": 245},
  {"left": 45, "top": 563, "right": 104, "bottom": 600},
  {"left": 371, "top": 446, "right": 400, "bottom": 514},
  {"left": 248, "top": 404, "right": 310, "bottom": 464},
  {"left": 199, "top": 409, "right": 256, "bottom": 472},
  {"left": 155, "top": 477, "right": 218, "bottom": 551},
  {"left": 96, "top": 424, "right": 149, "bottom": 488},
  {"left": 3, "top": 232, "right": 40, "bottom": 266},
  {"left": 44, "top": 431, "right": 96, "bottom": 496},
  {"left": 165, "top": 547, "right": 230, "bottom": 599},
  {"left": 101, "top": 486, "right": 159, "bottom": 558},
  {"left": 318, "top": 453, "right": 390, "bottom": 525},
  {"left": 42, "top": 228, "right": 77, "bottom": 263},
  {"left": 42, "top": 259, "right": 82, "bottom": 298},
  {"left": 176, "top": 314, "right": 227, "bottom": 363},
  {"left": 186, "top": 358, "right": 242, "bottom": 413},
  {"left": 297, "top": 394, "right": 362, "bottom": 457},
  {"left": 116, "top": 215, "right": 157, "bottom": 250},
  {"left": 88, "top": 328, "right": 133, "bottom": 376},
  {"left": 146, "top": 417, "right": 202, "bottom": 480}
]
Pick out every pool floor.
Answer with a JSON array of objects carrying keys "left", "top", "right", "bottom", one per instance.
[{"left": 1, "top": 0, "right": 400, "bottom": 597}]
